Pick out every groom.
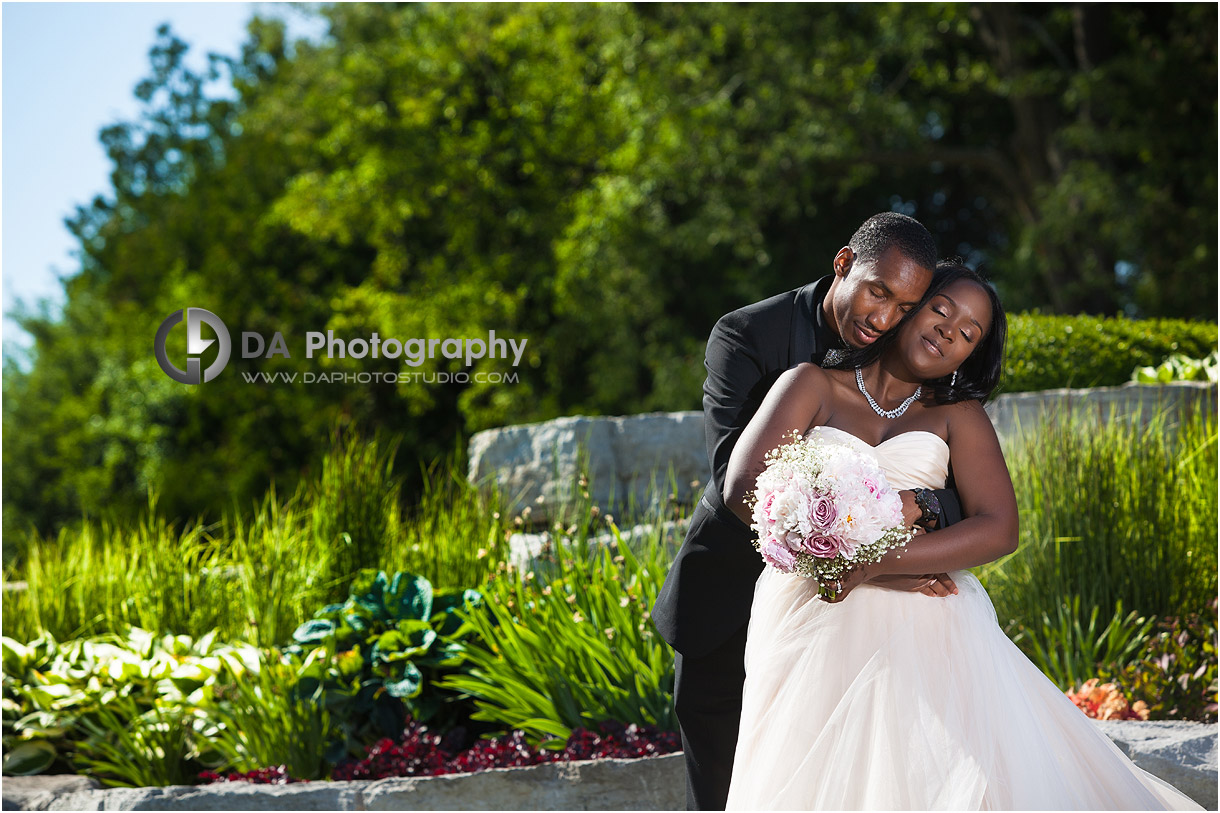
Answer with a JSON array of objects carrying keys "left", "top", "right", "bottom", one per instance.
[{"left": 652, "top": 212, "right": 964, "bottom": 810}]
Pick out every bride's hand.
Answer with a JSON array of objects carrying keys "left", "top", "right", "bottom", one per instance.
[
  {"left": 868, "top": 573, "right": 958, "bottom": 596},
  {"left": 918, "top": 573, "right": 959, "bottom": 597},
  {"left": 824, "top": 536, "right": 959, "bottom": 603},
  {"left": 819, "top": 564, "right": 874, "bottom": 604},
  {"left": 898, "top": 489, "right": 923, "bottom": 531}
]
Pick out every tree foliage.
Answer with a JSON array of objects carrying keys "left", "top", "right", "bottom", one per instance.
[{"left": 4, "top": 3, "right": 1215, "bottom": 547}]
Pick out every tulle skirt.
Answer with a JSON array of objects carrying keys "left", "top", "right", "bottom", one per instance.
[{"left": 724, "top": 568, "right": 1203, "bottom": 810}]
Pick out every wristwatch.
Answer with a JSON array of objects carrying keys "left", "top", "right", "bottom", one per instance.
[{"left": 912, "top": 488, "right": 941, "bottom": 529}]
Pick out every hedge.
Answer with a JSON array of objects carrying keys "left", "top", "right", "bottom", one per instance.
[{"left": 1000, "top": 313, "right": 1217, "bottom": 394}]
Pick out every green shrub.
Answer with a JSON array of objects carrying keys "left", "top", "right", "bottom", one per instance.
[
  {"left": 441, "top": 512, "right": 679, "bottom": 746},
  {"left": 1102, "top": 600, "right": 1218, "bottom": 723},
  {"left": 1, "top": 627, "right": 264, "bottom": 781},
  {"left": 1003, "top": 313, "right": 1216, "bottom": 393},
  {"left": 203, "top": 650, "right": 337, "bottom": 781},
  {"left": 73, "top": 692, "right": 200, "bottom": 788},
  {"left": 304, "top": 427, "right": 404, "bottom": 592},
  {"left": 2, "top": 432, "right": 505, "bottom": 646},
  {"left": 0, "top": 496, "right": 244, "bottom": 644},
  {"left": 1, "top": 489, "right": 335, "bottom": 647},
  {"left": 1008, "top": 597, "right": 1154, "bottom": 690},
  {"left": 225, "top": 486, "right": 341, "bottom": 648},
  {"left": 980, "top": 406, "right": 1217, "bottom": 637},
  {"left": 382, "top": 457, "right": 509, "bottom": 592},
  {"left": 1132, "top": 351, "right": 1218, "bottom": 384}
]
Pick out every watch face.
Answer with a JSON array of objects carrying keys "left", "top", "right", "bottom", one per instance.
[{"left": 915, "top": 489, "right": 938, "bottom": 522}]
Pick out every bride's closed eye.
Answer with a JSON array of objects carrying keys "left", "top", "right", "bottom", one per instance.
[{"left": 931, "top": 302, "right": 977, "bottom": 343}]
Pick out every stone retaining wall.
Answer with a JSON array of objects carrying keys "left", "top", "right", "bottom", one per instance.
[
  {"left": 986, "top": 380, "right": 1215, "bottom": 445},
  {"left": 4, "top": 721, "right": 1216, "bottom": 811},
  {"left": 468, "top": 382, "right": 1216, "bottom": 521}
]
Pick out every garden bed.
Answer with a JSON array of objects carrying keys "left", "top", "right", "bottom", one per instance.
[
  {"left": 4, "top": 722, "right": 1217, "bottom": 811},
  {"left": 3, "top": 406, "right": 1215, "bottom": 805}
]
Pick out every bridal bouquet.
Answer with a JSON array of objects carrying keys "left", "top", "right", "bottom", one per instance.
[{"left": 747, "top": 430, "right": 915, "bottom": 593}]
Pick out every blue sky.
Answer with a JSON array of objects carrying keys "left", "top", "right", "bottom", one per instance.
[{"left": 2, "top": 1, "right": 326, "bottom": 368}]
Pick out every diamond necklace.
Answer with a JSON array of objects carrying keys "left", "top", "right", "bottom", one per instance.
[{"left": 855, "top": 366, "right": 921, "bottom": 419}]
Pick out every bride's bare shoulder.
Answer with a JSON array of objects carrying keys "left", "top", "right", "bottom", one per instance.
[
  {"left": 946, "top": 398, "right": 990, "bottom": 420},
  {"left": 765, "top": 363, "right": 840, "bottom": 422},
  {"left": 790, "top": 362, "right": 852, "bottom": 386},
  {"left": 942, "top": 399, "right": 1000, "bottom": 446},
  {"left": 789, "top": 361, "right": 829, "bottom": 381},
  {"left": 785, "top": 362, "right": 846, "bottom": 395}
]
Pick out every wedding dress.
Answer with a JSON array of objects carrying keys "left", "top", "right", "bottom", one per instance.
[{"left": 724, "top": 425, "right": 1203, "bottom": 811}]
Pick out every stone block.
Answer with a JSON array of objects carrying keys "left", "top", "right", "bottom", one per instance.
[
  {"left": 1094, "top": 720, "right": 1218, "bottom": 810},
  {"left": 467, "top": 412, "right": 706, "bottom": 523},
  {"left": 362, "top": 755, "right": 684, "bottom": 810},
  {"left": 2, "top": 729, "right": 1214, "bottom": 811}
]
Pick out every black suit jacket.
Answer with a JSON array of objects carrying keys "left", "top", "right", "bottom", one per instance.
[{"left": 652, "top": 276, "right": 963, "bottom": 658}]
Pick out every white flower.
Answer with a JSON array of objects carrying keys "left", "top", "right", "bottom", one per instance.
[{"left": 767, "top": 489, "right": 812, "bottom": 550}]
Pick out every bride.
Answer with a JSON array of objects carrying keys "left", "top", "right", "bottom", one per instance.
[{"left": 719, "top": 263, "right": 1202, "bottom": 810}]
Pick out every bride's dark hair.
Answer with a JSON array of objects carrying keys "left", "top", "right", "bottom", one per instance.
[{"left": 830, "top": 261, "right": 1007, "bottom": 404}]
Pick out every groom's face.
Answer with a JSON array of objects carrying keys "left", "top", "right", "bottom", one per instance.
[{"left": 827, "top": 247, "right": 932, "bottom": 349}]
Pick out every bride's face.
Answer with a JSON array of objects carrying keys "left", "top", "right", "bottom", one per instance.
[{"left": 896, "top": 279, "right": 993, "bottom": 380}]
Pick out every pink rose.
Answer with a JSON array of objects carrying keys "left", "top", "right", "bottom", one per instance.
[
  {"left": 801, "top": 533, "right": 841, "bottom": 559},
  {"left": 809, "top": 493, "right": 838, "bottom": 531},
  {"left": 760, "top": 539, "right": 797, "bottom": 571}
]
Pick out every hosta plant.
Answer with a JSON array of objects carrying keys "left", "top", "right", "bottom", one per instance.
[
  {"left": 1131, "top": 351, "right": 1218, "bottom": 384},
  {"left": 1, "top": 627, "right": 261, "bottom": 778},
  {"left": 287, "top": 569, "right": 485, "bottom": 756}
]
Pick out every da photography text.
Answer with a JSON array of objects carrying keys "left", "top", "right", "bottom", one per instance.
[
  {"left": 153, "top": 307, "right": 529, "bottom": 385},
  {"left": 242, "top": 329, "right": 527, "bottom": 367}
]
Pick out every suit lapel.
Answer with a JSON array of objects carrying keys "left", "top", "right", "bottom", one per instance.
[{"left": 790, "top": 280, "right": 824, "bottom": 367}]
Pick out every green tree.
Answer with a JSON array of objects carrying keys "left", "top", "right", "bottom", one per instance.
[{"left": 4, "top": 3, "right": 1215, "bottom": 552}]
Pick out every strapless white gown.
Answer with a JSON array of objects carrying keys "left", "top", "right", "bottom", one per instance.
[{"left": 724, "top": 425, "right": 1203, "bottom": 810}]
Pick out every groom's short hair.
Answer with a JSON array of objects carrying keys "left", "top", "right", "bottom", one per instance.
[{"left": 848, "top": 212, "right": 936, "bottom": 270}]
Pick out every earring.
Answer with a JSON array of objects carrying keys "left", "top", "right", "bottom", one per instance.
[{"left": 950, "top": 370, "right": 958, "bottom": 387}]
